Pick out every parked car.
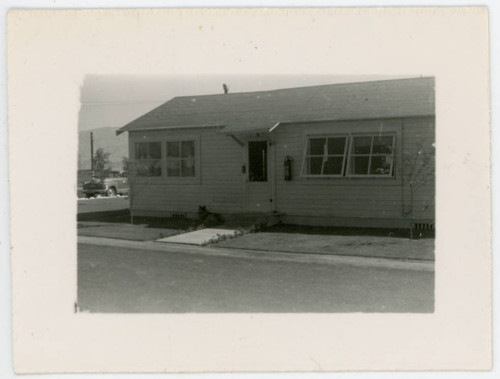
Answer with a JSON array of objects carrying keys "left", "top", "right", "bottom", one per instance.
[{"left": 82, "top": 171, "right": 129, "bottom": 198}]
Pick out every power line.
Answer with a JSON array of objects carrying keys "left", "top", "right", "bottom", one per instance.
[{"left": 80, "top": 100, "right": 164, "bottom": 105}]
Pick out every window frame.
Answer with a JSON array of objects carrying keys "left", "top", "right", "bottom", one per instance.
[
  {"left": 134, "top": 141, "right": 163, "bottom": 178},
  {"left": 163, "top": 135, "right": 201, "bottom": 184},
  {"left": 300, "top": 134, "right": 349, "bottom": 178},
  {"left": 130, "top": 133, "right": 201, "bottom": 184},
  {"left": 165, "top": 139, "right": 197, "bottom": 178},
  {"left": 346, "top": 133, "right": 396, "bottom": 178},
  {"left": 300, "top": 132, "right": 397, "bottom": 179}
]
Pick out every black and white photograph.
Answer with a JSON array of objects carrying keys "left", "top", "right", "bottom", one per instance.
[
  {"left": 76, "top": 75, "right": 435, "bottom": 313},
  {"left": 5, "top": 6, "right": 492, "bottom": 375}
]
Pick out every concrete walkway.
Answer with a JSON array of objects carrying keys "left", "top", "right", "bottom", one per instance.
[
  {"left": 156, "top": 228, "right": 238, "bottom": 246},
  {"left": 78, "top": 236, "right": 434, "bottom": 272}
]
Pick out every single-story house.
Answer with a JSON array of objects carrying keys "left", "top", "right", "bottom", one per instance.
[{"left": 117, "top": 77, "right": 435, "bottom": 229}]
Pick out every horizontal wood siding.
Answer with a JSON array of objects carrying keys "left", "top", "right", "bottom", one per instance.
[
  {"left": 129, "top": 129, "right": 245, "bottom": 214},
  {"left": 128, "top": 116, "right": 435, "bottom": 226},
  {"left": 273, "top": 118, "right": 435, "bottom": 222},
  {"left": 401, "top": 117, "right": 435, "bottom": 220}
]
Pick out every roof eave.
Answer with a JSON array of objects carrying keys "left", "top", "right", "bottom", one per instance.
[{"left": 117, "top": 123, "right": 227, "bottom": 135}]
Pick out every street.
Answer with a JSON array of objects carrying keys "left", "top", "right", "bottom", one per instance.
[{"left": 78, "top": 241, "right": 434, "bottom": 313}]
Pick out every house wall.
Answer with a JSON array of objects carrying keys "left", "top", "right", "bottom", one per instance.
[
  {"left": 272, "top": 117, "right": 435, "bottom": 227},
  {"left": 129, "top": 128, "right": 246, "bottom": 217},
  {"left": 128, "top": 116, "right": 435, "bottom": 229}
]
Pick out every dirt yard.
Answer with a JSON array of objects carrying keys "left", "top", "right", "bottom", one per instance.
[{"left": 215, "top": 232, "right": 434, "bottom": 261}]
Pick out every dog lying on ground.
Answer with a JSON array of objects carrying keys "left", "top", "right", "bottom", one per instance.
[{"left": 198, "top": 205, "right": 223, "bottom": 226}]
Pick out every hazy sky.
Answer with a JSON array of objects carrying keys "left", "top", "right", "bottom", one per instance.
[{"left": 78, "top": 74, "right": 416, "bottom": 131}]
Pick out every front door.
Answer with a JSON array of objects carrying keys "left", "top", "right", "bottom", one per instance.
[{"left": 246, "top": 140, "right": 271, "bottom": 212}]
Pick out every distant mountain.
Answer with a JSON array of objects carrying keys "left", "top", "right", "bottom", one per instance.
[{"left": 78, "top": 127, "right": 128, "bottom": 170}]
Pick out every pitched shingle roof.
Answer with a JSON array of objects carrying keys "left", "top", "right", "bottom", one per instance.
[{"left": 117, "top": 77, "right": 435, "bottom": 135}]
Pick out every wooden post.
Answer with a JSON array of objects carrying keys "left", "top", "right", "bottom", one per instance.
[{"left": 90, "top": 132, "right": 94, "bottom": 172}]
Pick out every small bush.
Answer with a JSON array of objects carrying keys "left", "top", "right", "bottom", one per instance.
[
  {"left": 204, "top": 229, "right": 245, "bottom": 246},
  {"left": 249, "top": 222, "right": 267, "bottom": 233}
]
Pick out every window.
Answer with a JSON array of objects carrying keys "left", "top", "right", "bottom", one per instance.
[
  {"left": 301, "top": 133, "right": 396, "bottom": 178},
  {"left": 135, "top": 142, "right": 162, "bottom": 177},
  {"left": 166, "top": 140, "right": 196, "bottom": 177},
  {"left": 248, "top": 141, "right": 267, "bottom": 182},
  {"left": 302, "top": 136, "right": 348, "bottom": 177},
  {"left": 347, "top": 134, "right": 395, "bottom": 176}
]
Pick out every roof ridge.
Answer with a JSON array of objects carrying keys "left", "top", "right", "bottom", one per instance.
[{"left": 170, "top": 76, "right": 433, "bottom": 100}]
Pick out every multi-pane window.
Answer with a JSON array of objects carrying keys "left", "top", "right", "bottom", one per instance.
[
  {"left": 348, "top": 135, "right": 395, "bottom": 176},
  {"left": 302, "top": 136, "right": 348, "bottom": 176},
  {"left": 135, "top": 142, "right": 162, "bottom": 177},
  {"left": 166, "top": 140, "right": 196, "bottom": 177},
  {"left": 301, "top": 134, "right": 395, "bottom": 178}
]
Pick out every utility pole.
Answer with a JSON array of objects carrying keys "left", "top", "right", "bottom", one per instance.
[{"left": 90, "top": 132, "right": 94, "bottom": 172}]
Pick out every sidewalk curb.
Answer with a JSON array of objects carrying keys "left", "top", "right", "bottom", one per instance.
[{"left": 78, "top": 236, "right": 434, "bottom": 272}]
